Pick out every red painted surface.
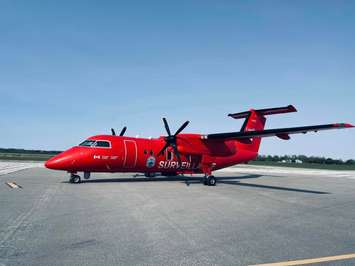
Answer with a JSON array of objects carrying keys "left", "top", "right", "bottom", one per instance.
[
  {"left": 45, "top": 134, "right": 251, "bottom": 174},
  {"left": 45, "top": 105, "right": 354, "bottom": 176}
]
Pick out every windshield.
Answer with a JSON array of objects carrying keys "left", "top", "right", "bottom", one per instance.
[
  {"left": 78, "top": 140, "right": 111, "bottom": 148},
  {"left": 79, "top": 140, "right": 96, "bottom": 147}
]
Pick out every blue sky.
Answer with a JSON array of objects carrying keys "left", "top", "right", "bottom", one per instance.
[{"left": 0, "top": 0, "right": 354, "bottom": 159}]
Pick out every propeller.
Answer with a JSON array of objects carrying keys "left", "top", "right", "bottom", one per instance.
[
  {"left": 111, "top": 126, "right": 127, "bottom": 136},
  {"left": 157, "top": 118, "right": 189, "bottom": 169},
  {"left": 119, "top": 126, "right": 127, "bottom": 136}
]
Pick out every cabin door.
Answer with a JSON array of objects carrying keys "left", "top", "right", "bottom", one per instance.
[{"left": 123, "top": 140, "right": 137, "bottom": 168}]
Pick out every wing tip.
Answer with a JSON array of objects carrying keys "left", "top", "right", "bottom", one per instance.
[
  {"left": 333, "top": 123, "right": 355, "bottom": 128},
  {"left": 288, "top": 104, "right": 297, "bottom": 112}
]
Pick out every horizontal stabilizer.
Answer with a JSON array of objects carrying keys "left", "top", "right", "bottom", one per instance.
[
  {"left": 203, "top": 123, "right": 354, "bottom": 140},
  {"left": 228, "top": 105, "right": 297, "bottom": 120}
]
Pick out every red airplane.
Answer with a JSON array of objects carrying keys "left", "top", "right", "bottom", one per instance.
[{"left": 45, "top": 105, "right": 354, "bottom": 186}]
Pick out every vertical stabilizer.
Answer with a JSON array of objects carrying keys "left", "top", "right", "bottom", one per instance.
[
  {"left": 240, "top": 110, "right": 266, "bottom": 152},
  {"left": 228, "top": 105, "right": 297, "bottom": 153}
]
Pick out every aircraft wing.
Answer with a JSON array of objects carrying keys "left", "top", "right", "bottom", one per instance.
[{"left": 203, "top": 123, "right": 354, "bottom": 141}]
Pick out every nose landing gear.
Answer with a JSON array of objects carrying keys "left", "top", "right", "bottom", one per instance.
[
  {"left": 203, "top": 175, "right": 216, "bottom": 186},
  {"left": 69, "top": 173, "right": 81, "bottom": 184}
]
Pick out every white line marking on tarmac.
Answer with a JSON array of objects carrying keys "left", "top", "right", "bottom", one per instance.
[
  {"left": 0, "top": 161, "right": 44, "bottom": 176},
  {"left": 251, "top": 253, "right": 355, "bottom": 266},
  {"left": 5, "top": 182, "right": 22, "bottom": 189}
]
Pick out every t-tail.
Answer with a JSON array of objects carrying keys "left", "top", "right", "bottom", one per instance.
[
  {"left": 227, "top": 105, "right": 297, "bottom": 152},
  {"left": 205, "top": 104, "right": 353, "bottom": 154}
]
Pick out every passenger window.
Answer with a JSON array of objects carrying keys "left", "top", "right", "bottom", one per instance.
[{"left": 167, "top": 150, "right": 174, "bottom": 161}]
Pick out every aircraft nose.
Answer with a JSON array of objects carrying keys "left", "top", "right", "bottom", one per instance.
[
  {"left": 45, "top": 157, "right": 60, "bottom": 169},
  {"left": 45, "top": 152, "right": 76, "bottom": 170}
]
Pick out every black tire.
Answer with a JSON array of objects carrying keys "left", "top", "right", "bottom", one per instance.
[
  {"left": 70, "top": 175, "right": 81, "bottom": 184},
  {"left": 207, "top": 176, "right": 216, "bottom": 186}
]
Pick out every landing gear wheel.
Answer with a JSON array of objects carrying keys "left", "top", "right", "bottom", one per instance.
[
  {"left": 207, "top": 176, "right": 216, "bottom": 186},
  {"left": 70, "top": 174, "right": 81, "bottom": 184}
]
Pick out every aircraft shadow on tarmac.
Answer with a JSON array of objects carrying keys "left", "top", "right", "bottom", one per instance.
[
  {"left": 61, "top": 174, "right": 260, "bottom": 184},
  {"left": 218, "top": 180, "right": 330, "bottom": 194},
  {"left": 62, "top": 174, "right": 330, "bottom": 194}
]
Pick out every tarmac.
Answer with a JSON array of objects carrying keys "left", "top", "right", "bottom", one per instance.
[{"left": 1, "top": 162, "right": 355, "bottom": 266}]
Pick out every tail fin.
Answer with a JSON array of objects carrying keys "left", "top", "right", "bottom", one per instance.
[{"left": 228, "top": 105, "right": 297, "bottom": 152}]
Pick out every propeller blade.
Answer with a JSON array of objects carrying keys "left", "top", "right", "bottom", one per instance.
[
  {"left": 172, "top": 144, "right": 182, "bottom": 169},
  {"left": 174, "top": 121, "right": 189, "bottom": 136},
  {"left": 157, "top": 143, "right": 169, "bottom": 157},
  {"left": 162, "top": 118, "right": 172, "bottom": 136},
  {"left": 111, "top": 128, "right": 116, "bottom": 136},
  {"left": 159, "top": 118, "right": 189, "bottom": 170},
  {"left": 119, "top": 126, "right": 127, "bottom": 136}
]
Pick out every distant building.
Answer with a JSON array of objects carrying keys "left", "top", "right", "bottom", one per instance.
[{"left": 280, "top": 159, "right": 303, "bottom": 164}]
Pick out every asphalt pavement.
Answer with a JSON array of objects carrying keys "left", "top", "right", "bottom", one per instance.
[{"left": 1, "top": 166, "right": 355, "bottom": 265}]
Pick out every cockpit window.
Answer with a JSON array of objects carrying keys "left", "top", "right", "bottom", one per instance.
[
  {"left": 93, "top": 141, "right": 111, "bottom": 148},
  {"left": 78, "top": 140, "right": 111, "bottom": 148},
  {"left": 79, "top": 140, "right": 96, "bottom": 147}
]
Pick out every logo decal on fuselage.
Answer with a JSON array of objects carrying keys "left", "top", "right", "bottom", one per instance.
[
  {"left": 158, "top": 161, "right": 192, "bottom": 169},
  {"left": 146, "top": 156, "right": 156, "bottom": 168}
]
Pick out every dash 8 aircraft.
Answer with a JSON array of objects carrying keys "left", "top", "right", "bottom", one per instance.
[{"left": 45, "top": 105, "right": 354, "bottom": 186}]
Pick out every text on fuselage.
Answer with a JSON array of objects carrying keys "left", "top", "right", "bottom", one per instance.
[
  {"left": 93, "top": 155, "right": 119, "bottom": 160},
  {"left": 158, "top": 161, "right": 192, "bottom": 169}
]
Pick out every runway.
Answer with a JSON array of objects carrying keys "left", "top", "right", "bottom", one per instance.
[{"left": 1, "top": 163, "right": 355, "bottom": 265}]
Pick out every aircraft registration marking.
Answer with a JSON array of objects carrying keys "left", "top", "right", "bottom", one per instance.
[{"left": 93, "top": 155, "right": 119, "bottom": 160}]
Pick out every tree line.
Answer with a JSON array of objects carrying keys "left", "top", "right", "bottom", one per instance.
[
  {"left": 0, "top": 148, "right": 61, "bottom": 155},
  {"left": 256, "top": 155, "right": 355, "bottom": 165}
]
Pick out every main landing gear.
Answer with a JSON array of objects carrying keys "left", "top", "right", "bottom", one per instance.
[
  {"left": 201, "top": 165, "right": 216, "bottom": 186},
  {"left": 69, "top": 173, "right": 81, "bottom": 184},
  {"left": 69, "top": 172, "right": 90, "bottom": 184},
  {"left": 203, "top": 175, "right": 216, "bottom": 186}
]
